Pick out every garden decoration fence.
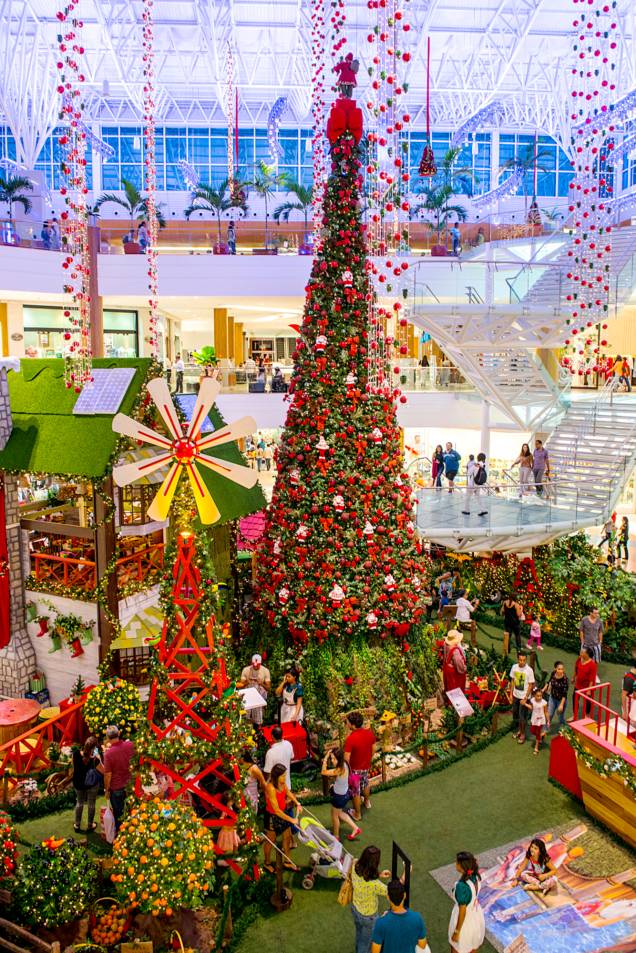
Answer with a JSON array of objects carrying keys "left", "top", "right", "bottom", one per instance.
[
  {"left": 32, "top": 542, "right": 165, "bottom": 592},
  {"left": 0, "top": 917, "right": 60, "bottom": 953},
  {"left": 0, "top": 699, "right": 87, "bottom": 802}
]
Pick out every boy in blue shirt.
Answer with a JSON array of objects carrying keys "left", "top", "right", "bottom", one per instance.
[{"left": 371, "top": 880, "right": 429, "bottom": 953}]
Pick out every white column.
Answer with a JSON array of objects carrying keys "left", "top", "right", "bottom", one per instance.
[{"left": 480, "top": 399, "right": 491, "bottom": 459}]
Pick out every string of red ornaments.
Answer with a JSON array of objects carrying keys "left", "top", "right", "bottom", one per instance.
[
  {"left": 562, "top": 0, "right": 618, "bottom": 380},
  {"left": 310, "top": 0, "right": 327, "bottom": 249},
  {"left": 365, "top": 0, "right": 412, "bottom": 401},
  {"left": 56, "top": 1, "right": 92, "bottom": 392},
  {"left": 142, "top": 0, "right": 159, "bottom": 358}
]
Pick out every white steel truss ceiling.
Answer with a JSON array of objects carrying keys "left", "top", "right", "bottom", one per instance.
[{"left": 0, "top": 0, "right": 634, "bottom": 145}]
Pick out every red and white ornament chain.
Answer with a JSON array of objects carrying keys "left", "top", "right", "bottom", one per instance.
[
  {"left": 142, "top": 0, "right": 159, "bottom": 358},
  {"left": 56, "top": 1, "right": 92, "bottom": 391}
]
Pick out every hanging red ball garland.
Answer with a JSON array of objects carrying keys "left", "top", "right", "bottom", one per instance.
[
  {"left": 142, "top": 0, "right": 159, "bottom": 358},
  {"left": 56, "top": 1, "right": 92, "bottom": 391}
]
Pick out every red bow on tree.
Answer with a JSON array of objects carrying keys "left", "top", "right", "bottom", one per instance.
[{"left": 327, "top": 98, "right": 363, "bottom": 145}]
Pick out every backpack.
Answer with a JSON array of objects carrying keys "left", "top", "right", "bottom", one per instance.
[{"left": 474, "top": 466, "right": 487, "bottom": 486}]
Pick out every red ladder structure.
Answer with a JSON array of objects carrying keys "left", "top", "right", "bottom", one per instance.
[{"left": 138, "top": 532, "right": 256, "bottom": 877}]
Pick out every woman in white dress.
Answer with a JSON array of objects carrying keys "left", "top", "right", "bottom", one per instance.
[
  {"left": 276, "top": 665, "right": 305, "bottom": 724},
  {"left": 449, "top": 851, "right": 486, "bottom": 953}
]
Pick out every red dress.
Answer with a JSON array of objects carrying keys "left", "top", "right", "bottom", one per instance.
[{"left": 443, "top": 644, "right": 467, "bottom": 694}]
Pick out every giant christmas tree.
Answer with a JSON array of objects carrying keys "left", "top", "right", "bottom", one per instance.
[{"left": 256, "top": 98, "right": 426, "bottom": 643}]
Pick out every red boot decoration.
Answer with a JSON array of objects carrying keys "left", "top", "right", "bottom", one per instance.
[
  {"left": 70, "top": 637, "right": 84, "bottom": 658},
  {"left": 36, "top": 616, "right": 49, "bottom": 637}
]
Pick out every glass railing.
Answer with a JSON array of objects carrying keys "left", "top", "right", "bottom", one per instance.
[
  {"left": 413, "top": 475, "right": 612, "bottom": 537},
  {"left": 177, "top": 363, "right": 476, "bottom": 395},
  {"left": 0, "top": 218, "right": 63, "bottom": 250}
]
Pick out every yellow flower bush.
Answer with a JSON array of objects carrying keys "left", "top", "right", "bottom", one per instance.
[
  {"left": 84, "top": 677, "right": 142, "bottom": 738},
  {"left": 111, "top": 797, "right": 215, "bottom": 916}
]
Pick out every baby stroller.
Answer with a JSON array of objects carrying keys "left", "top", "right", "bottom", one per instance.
[{"left": 296, "top": 811, "right": 354, "bottom": 890}]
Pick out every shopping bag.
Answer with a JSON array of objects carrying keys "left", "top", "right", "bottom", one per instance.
[
  {"left": 101, "top": 803, "right": 116, "bottom": 844},
  {"left": 337, "top": 875, "right": 353, "bottom": 906}
]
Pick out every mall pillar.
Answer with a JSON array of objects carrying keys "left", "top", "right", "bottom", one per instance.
[
  {"left": 480, "top": 400, "right": 491, "bottom": 459},
  {"left": 0, "top": 304, "right": 7, "bottom": 356},
  {"left": 88, "top": 222, "right": 104, "bottom": 357},
  {"left": 214, "top": 308, "right": 229, "bottom": 359},
  {"left": 227, "top": 315, "right": 235, "bottom": 360},
  {"left": 234, "top": 322, "right": 244, "bottom": 364}
]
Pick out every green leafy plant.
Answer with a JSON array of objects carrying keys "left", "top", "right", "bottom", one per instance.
[
  {"left": 184, "top": 178, "right": 247, "bottom": 245},
  {"left": 93, "top": 177, "right": 167, "bottom": 228},
  {"left": 273, "top": 182, "right": 313, "bottom": 236},
  {"left": 111, "top": 797, "right": 215, "bottom": 914},
  {"left": 71, "top": 674, "right": 86, "bottom": 700},
  {"left": 13, "top": 838, "right": 99, "bottom": 927},
  {"left": 83, "top": 677, "right": 142, "bottom": 738},
  {"left": 0, "top": 175, "right": 33, "bottom": 218},
  {"left": 191, "top": 345, "right": 218, "bottom": 367},
  {"left": 250, "top": 160, "right": 288, "bottom": 248},
  {"left": 54, "top": 612, "right": 84, "bottom": 647}
]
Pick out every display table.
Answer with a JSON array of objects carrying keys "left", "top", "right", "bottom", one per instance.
[{"left": 0, "top": 698, "right": 41, "bottom": 745}]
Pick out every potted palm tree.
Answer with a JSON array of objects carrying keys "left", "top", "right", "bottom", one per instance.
[
  {"left": 412, "top": 184, "right": 467, "bottom": 255},
  {"left": 93, "top": 178, "right": 167, "bottom": 253},
  {"left": 273, "top": 182, "right": 313, "bottom": 251},
  {"left": 250, "top": 161, "right": 288, "bottom": 251},
  {"left": 0, "top": 175, "right": 33, "bottom": 244},
  {"left": 184, "top": 179, "right": 247, "bottom": 253}
]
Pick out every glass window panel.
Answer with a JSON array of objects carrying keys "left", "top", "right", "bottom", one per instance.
[
  {"left": 210, "top": 135, "right": 227, "bottom": 163},
  {"left": 23, "top": 329, "right": 66, "bottom": 358},
  {"left": 536, "top": 171, "right": 556, "bottom": 195},
  {"left": 278, "top": 133, "right": 299, "bottom": 166},
  {"left": 23, "top": 307, "right": 66, "bottom": 330},
  {"left": 103, "top": 331, "right": 138, "bottom": 358},
  {"left": 103, "top": 309, "right": 138, "bottom": 331}
]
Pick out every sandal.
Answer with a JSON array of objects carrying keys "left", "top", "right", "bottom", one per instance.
[
  {"left": 73, "top": 825, "right": 82, "bottom": 833},
  {"left": 283, "top": 862, "right": 300, "bottom": 872},
  {"left": 347, "top": 827, "right": 362, "bottom": 841},
  {"left": 263, "top": 863, "right": 275, "bottom": 874}
]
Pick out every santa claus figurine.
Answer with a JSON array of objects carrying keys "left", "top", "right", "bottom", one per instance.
[
  {"left": 290, "top": 468, "right": 301, "bottom": 486},
  {"left": 371, "top": 427, "right": 383, "bottom": 444},
  {"left": 442, "top": 629, "right": 467, "bottom": 698},
  {"left": 384, "top": 574, "right": 396, "bottom": 592},
  {"left": 333, "top": 494, "right": 345, "bottom": 512},
  {"left": 342, "top": 268, "right": 354, "bottom": 291},
  {"left": 346, "top": 372, "right": 357, "bottom": 392},
  {"left": 333, "top": 52, "right": 359, "bottom": 98},
  {"left": 296, "top": 524, "right": 311, "bottom": 541},
  {"left": 329, "top": 583, "right": 346, "bottom": 603},
  {"left": 366, "top": 611, "right": 378, "bottom": 630},
  {"left": 315, "top": 334, "right": 328, "bottom": 354},
  {"left": 278, "top": 586, "right": 290, "bottom": 605},
  {"left": 316, "top": 435, "right": 329, "bottom": 459}
]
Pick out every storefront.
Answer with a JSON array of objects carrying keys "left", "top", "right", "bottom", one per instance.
[{"left": 23, "top": 306, "right": 139, "bottom": 358}]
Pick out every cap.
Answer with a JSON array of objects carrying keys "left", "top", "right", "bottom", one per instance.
[{"left": 252, "top": 654, "right": 262, "bottom": 665}]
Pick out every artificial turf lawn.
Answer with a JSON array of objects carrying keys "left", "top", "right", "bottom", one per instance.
[{"left": 14, "top": 625, "right": 631, "bottom": 952}]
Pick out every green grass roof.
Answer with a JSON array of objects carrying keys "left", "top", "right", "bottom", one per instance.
[
  {"left": 0, "top": 358, "right": 152, "bottom": 478},
  {"left": 0, "top": 358, "right": 265, "bottom": 524}
]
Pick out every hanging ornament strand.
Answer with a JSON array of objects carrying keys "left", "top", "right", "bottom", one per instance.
[
  {"left": 365, "top": 0, "right": 412, "bottom": 398},
  {"left": 56, "top": 1, "right": 92, "bottom": 392},
  {"left": 226, "top": 44, "right": 235, "bottom": 197},
  {"left": 563, "top": 0, "right": 618, "bottom": 375},
  {"left": 310, "top": 0, "right": 327, "bottom": 249},
  {"left": 142, "top": 0, "right": 159, "bottom": 359}
]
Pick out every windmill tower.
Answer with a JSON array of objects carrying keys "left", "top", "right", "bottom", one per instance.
[
  {"left": 0, "top": 361, "right": 36, "bottom": 696},
  {"left": 113, "top": 375, "right": 259, "bottom": 874}
]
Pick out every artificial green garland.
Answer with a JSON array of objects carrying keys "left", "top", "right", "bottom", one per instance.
[{"left": 560, "top": 726, "right": 636, "bottom": 797}]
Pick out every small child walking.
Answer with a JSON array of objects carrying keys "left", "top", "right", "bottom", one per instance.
[
  {"left": 526, "top": 617, "right": 543, "bottom": 651},
  {"left": 525, "top": 687, "right": 549, "bottom": 754},
  {"left": 513, "top": 838, "right": 558, "bottom": 895}
]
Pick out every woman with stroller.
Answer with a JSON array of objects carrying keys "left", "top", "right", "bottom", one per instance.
[
  {"left": 321, "top": 747, "right": 362, "bottom": 841},
  {"left": 351, "top": 845, "right": 391, "bottom": 953},
  {"left": 263, "top": 763, "right": 302, "bottom": 873}
]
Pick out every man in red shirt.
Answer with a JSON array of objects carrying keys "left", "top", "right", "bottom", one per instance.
[
  {"left": 344, "top": 712, "right": 376, "bottom": 821},
  {"left": 101, "top": 725, "right": 135, "bottom": 832}
]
